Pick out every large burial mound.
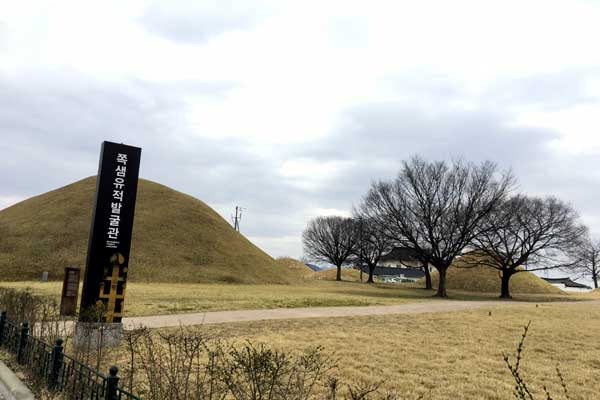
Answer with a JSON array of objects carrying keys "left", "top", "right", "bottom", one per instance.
[{"left": 0, "top": 177, "right": 292, "bottom": 284}]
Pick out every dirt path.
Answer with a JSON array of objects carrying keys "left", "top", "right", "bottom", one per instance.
[{"left": 121, "top": 299, "right": 600, "bottom": 329}]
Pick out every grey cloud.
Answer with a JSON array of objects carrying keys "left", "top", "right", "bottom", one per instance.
[
  {"left": 290, "top": 99, "right": 600, "bottom": 252},
  {"left": 483, "top": 68, "right": 600, "bottom": 110},
  {"left": 0, "top": 69, "right": 309, "bottom": 242},
  {"left": 3, "top": 65, "right": 600, "bottom": 258},
  {"left": 288, "top": 102, "right": 581, "bottom": 224},
  {"left": 297, "top": 102, "right": 558, "bottom": 172},
  {"left": 0, "top": 71, "right": 234, "bottom": 195},
  {"left": 140, "top": 0, "right": 271, "bottom": 44}
]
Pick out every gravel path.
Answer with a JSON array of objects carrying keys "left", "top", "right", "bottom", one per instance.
[{"left": 121, "top": 299, "right": 600, "bottom": 329}]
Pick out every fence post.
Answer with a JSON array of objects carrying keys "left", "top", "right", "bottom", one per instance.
[
  {"left": 0, "top": 311, "right": 6, "bottom": 346},
  {"left": 106, "top": 366, "right": 119, "bottom": 400},
  {"left": 17, "top": 321, "right": 29, "bottom": 364},
  {"left": 48, "top": 338, "right": 63, "bottom": 390}
]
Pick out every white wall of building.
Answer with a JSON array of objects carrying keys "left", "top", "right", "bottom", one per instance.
[{"left": 549, "top": 283, "right": 593, "bottom": 293}]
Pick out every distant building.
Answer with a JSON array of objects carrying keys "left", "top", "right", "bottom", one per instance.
[
  {"left": 541, "top": 277, "right": 593, "bottom": 293},
  {"left": 379, "top": 247, "right": 433, "bottom": 272},
  {"left": 304, "top": 263, "right": 323, "bottom": 272},
  {"left": 353, "top": 246, "right": 434, "bottom": 283},
  {"left": 357, "top": 265, "right": 425, "bottom": 283}
]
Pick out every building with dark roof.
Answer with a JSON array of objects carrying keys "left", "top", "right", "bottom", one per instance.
[
  {"left": 357, "top": 265, "right": 425, "bottom": 282},
  {"left": 379, "top": 247, "right": 433, "bottom": 272},
  {"left": 541, "top": 277, "right": 592, "bottom": 292},
  {"left": 304, "top": 263, "right": 323, "bottom": 272}
]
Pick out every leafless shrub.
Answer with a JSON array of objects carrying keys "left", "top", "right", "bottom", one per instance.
[
  {"left": 126, "top": 326, "right": 412, "bottom": 400},
  {"left": 216, "top": 341, "right": 336, "bottom": 400},
  {"left": 504, "top": 322, "right": 571, "bottom": 400},
  {"left": 122, "top": 325, "right": 147, "bottom": 394},
  {"left": 0, "top": 287, "right": 71, "bottom": 343}
]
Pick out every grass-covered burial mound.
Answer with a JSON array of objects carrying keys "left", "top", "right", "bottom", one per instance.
[{"left": 0, "top": 177, "right": 292, "bottom": 284}]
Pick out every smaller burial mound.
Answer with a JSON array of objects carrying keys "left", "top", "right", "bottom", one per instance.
[
  {"left": 275, "top": 257, "right": 315, "bottom": 278},
  {"left": 427, "top": 256, "right": 564, "bottom": 294},
  {"left": 311, "top": 267, "right": 363, "bottom": 282}
]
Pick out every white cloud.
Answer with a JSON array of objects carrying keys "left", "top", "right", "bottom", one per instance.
[
  {"left": 2, "top": 0, "right": 600, "bottom": 259},
  {"left": 515, "top": 105, "right": 600, "bottom": 155}
]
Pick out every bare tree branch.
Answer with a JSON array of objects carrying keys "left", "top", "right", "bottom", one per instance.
[
  {"left": 467, "top": 195, "right": 587, "bottom": 298},
  {"left": 568, "top": 236, "right": 600, "bottom": 289},
  {"left": 361, "top": 156, "right": 513, "bottom": 297},
  {"left": 349, "top": 216, "right": 394, "bottom": 284},
  {"left": 302, "top": 216, "right": 359, "bottom": 281}
]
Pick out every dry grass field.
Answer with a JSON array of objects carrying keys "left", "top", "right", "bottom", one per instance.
[
  {"left": 0, "top": 280, "right": 431, "bottom": 316},
  {"left": 0, "top": 280, "right": 596, "bottom": 317},
  {"left": 1, "top": 280, "right": 599, "bottom": 399},
  {"left": 151, "top": 302, "right": 600, "bottom": 400}
]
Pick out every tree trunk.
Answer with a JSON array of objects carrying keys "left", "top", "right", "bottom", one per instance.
[
  {"left": 500, "top": 271, "right": 513, "bottom": 299},
  {"left": 423, "top": 264, "right": 432, "bottom": 290},
  {"left": 594, "top": 273, "right": 598, "bottom": 289},
  {"left": 436, "top": 267, "right": 447, "bottom": 297},
  {"left": 336, "top": 265, "right": 341, "bottom": 281},
  {"left": 367, "top": 265, "right": 375, "bottom": 283}
]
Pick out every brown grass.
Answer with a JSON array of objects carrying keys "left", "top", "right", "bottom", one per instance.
[
  {"left": 157, "top": 302, "right": 600, "bottom": 399},
  {"left": 0, "top": 177, "right": 298, "bottom": 284},
  {"left": 275, "top": 257, "right": 315, "bottom": 276},
  {"left": 0, "top": 280, "right": 596, "bottom": 317},
  {"left": 311, "top": 267, "right": 364, "bottom": 282},
  {"left": 0, "top": 281, "right": 430, "bottom": 316}
]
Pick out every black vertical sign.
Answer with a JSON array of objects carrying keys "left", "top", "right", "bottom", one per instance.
[{"left": 80, "top": 141, "right": 141, "bottom": 323}]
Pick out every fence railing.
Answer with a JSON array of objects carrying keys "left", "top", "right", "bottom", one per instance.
[{"left": 0, "top": 311, "right": 142, "bottom": 400}]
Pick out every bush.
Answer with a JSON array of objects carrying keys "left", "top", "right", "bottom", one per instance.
[
  {"left": 0, "top": 287, "right": 69, "bottom": 342},
  {"left": 125, "top": 326, "right": 412, "bottom": 400},
  {"left": 504, "top": 322, "right": 571, "bottom": 400}
]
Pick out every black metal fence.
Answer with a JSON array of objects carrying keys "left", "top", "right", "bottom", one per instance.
[{"left": 0, "top": 311, "right": 141, "bottom": 400}]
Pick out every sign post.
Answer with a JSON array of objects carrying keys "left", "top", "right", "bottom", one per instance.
[
  {"left": 60, "top": 267, "right": 81, "bottom": 316},
  {"left": 76, "top": 141, "right": 141, "bottom": 346}
]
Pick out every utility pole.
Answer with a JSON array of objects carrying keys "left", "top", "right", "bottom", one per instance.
[{"left": 232, "top": 206, "right": 246, "bottom": 232}]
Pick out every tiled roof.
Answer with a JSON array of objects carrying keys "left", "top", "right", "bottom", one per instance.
[
  {"left": 380, "top": 247, "right": 422, "bottom": 262},
  {"left": 358, "top": 265, "right": 425, "bottom": 278},
  {"left": 541, "top": 277, "right": 592, "bottom": 289}
]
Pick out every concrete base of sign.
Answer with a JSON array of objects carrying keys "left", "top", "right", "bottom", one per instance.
[{"left": 73, "top": 322, "right": 123, "bottom": 348}]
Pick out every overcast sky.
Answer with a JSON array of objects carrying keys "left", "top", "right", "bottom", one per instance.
[{"left": 2, "top": 0, "right": 600, "bottom": 263}]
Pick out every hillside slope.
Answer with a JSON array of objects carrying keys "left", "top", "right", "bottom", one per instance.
[
  {"left": 275, "top": 257, "right": 315, "bottom": 277},
  {"left": 0, "top": 177, "right": 292, "bottom": 284},
  {"left": 312, "top": 268, "right": 362, "bottom": 282}
]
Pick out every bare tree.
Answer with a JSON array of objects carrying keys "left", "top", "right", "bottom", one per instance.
[
  {"left": 361, "top": 156, "right": 513, "bottom": 297},
  {"left": 569, "top": 236, "right": 600, "bottom": 289},
  {"left": 302, "top": 216, "right": 358, "bottom": 281},
  {"left": 467, "top": 195, "right": 587, "bottom": 298},
  {"left": 350, "top": 217, "right": 393, "bottom": 283}
]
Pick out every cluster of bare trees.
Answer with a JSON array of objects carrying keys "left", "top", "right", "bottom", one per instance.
[{"left": 303, "top": 156, "right": 594, "bottom": 298}]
